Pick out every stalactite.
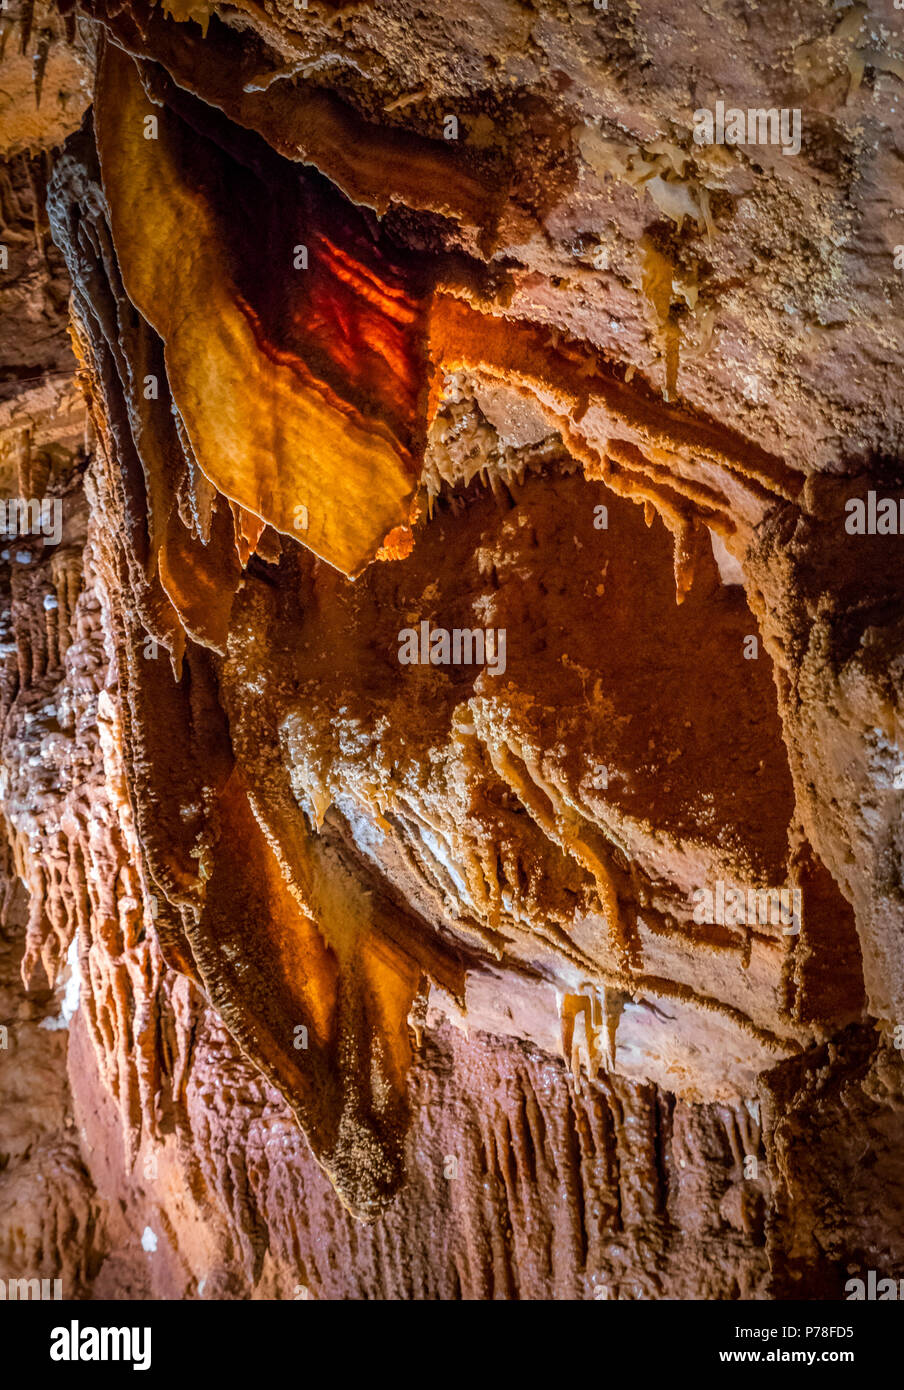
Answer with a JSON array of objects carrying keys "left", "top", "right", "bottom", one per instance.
[{"left": 2, "top": 0, "right": 900, "bottom": 1306}]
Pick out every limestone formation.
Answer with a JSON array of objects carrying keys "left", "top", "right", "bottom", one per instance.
[{"left": 0, "top": 0, "right": 902, "bottom": 1300}]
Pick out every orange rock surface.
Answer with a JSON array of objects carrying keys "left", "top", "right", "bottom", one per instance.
[{"left": 0, "top": 0, "right": 903, "bottom": 1301}]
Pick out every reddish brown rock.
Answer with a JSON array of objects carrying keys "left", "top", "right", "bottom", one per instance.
[{"left": 0, "top": 0, "right": 903, "bottom": 1302}]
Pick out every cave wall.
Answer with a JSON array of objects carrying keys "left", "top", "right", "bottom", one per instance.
[{"left": 0, "top": 0, "right": 903, "bottom": 1300}]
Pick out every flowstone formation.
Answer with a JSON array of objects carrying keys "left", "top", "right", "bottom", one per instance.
[{"left": 0, "top": 0, "right": 903, "bottom": 1300}]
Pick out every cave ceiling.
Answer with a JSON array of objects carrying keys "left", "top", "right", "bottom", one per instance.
[{"left": 0, "top": 0, "right": 902, "bottom": 1310}]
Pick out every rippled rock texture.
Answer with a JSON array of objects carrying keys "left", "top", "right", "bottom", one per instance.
[{"left": 0, "top": 0, "right": 903, "bottom": 1299}]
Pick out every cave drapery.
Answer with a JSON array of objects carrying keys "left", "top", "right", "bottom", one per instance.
[{"left": 0, "top": 0, "right": 903, "bottom": 1301}]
